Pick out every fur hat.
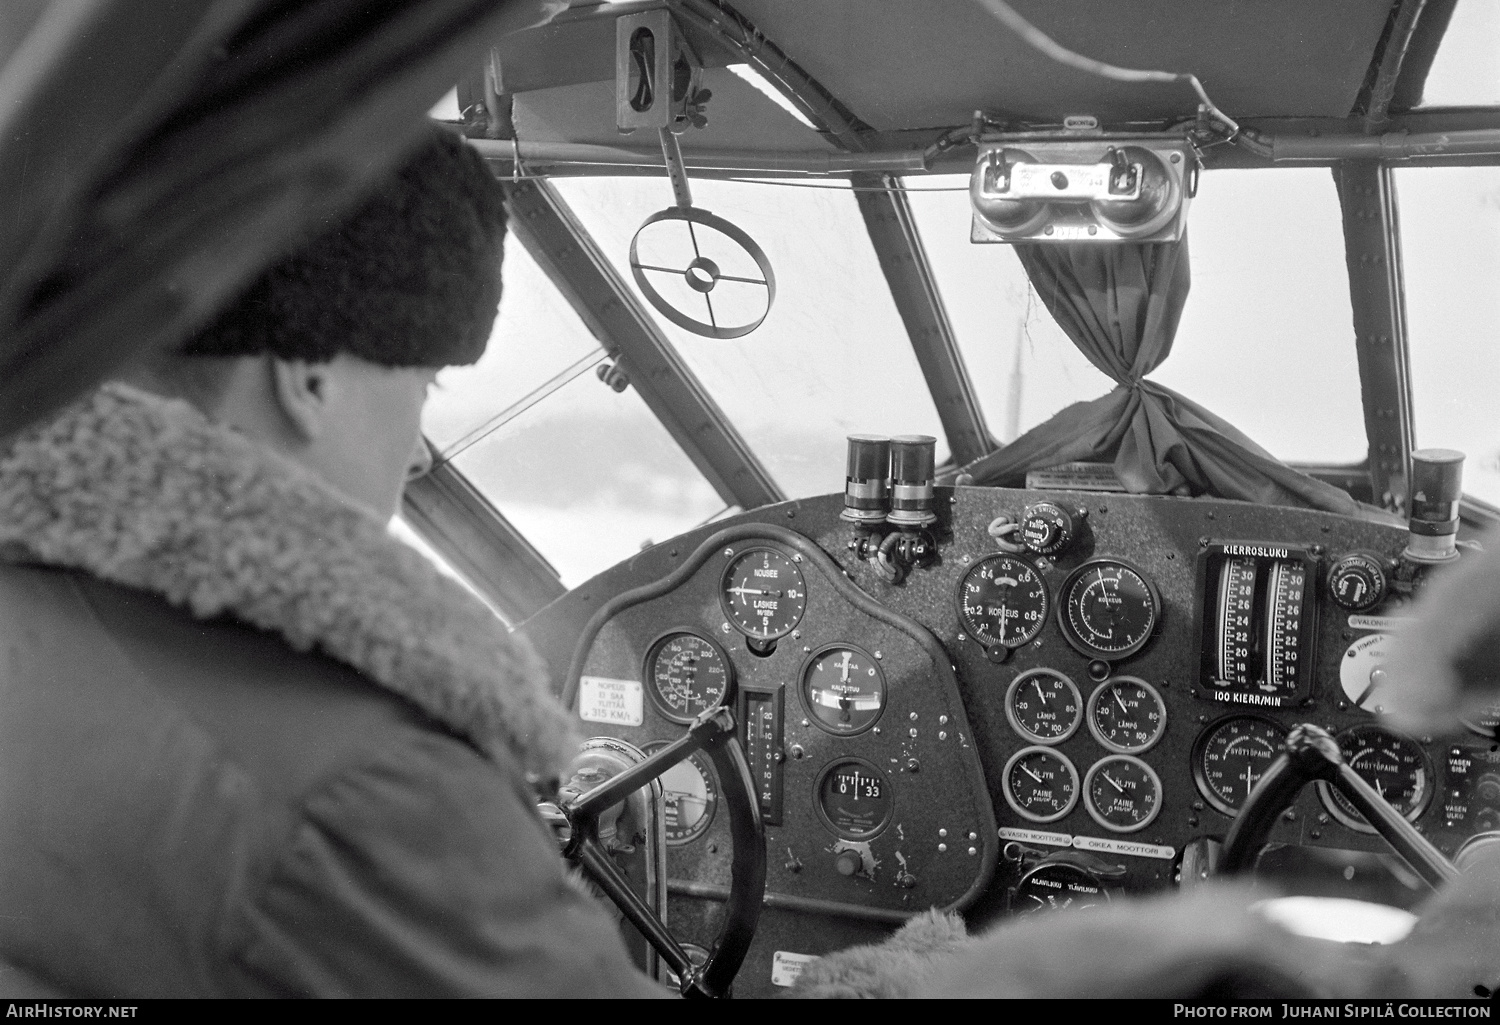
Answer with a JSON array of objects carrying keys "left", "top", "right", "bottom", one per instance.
[{"left": 182, "top": 129, "right": 505, "bottom": 368}]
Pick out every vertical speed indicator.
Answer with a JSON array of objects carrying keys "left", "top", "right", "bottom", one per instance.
[{"left": 720, "top": 546, "right": 806, "bottom": 640}]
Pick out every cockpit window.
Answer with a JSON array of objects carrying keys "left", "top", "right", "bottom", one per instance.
[
  {"left": 552, "top": 177, "right": 951, "bottom": 497},
  {"left": 907, "top": 168, "right": 1368, "bottom": 465},
  {"left": 1418, "top": 0, "right": 1500, "bottom": 108},
  {"left": 902, "top": 178, "right": 1116, "bottom": 444},
  {"left": 422, "top": 232, "right": 725, "bottom": 587},
  {"left": 1397, "top": 165, "right": 1500, "bottom": 506}
]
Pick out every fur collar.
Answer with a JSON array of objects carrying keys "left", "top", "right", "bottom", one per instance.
[{"left": 0, "top": 383, "right": 580, "bottom": 778}]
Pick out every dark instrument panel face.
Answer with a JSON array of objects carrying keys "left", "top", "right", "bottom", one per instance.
[{"left": 519, "top": 486, "right": 1496, "bottom": 997}]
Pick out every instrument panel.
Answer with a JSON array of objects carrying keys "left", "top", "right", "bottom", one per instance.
[{"left": 518, "top": 486, "right": 1499, "bottom": 997}]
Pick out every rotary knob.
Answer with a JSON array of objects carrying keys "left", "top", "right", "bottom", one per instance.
[
  {"left": 1477, "top": 773, "right": 1500, "bottom": 804},
  {"left": 1019, "top": 502, "right": 1084, "bottom": 556},
  {"left": 833, "top": 850, "right": 863, "bottom": 877},
  {"left": 1328, "top": 552, "right": 1388, "bottom": 611}
]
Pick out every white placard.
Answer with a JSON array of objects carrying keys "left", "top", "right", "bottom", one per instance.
[
  {"left": 578, "top": 676, "right": 644, "bottom": 726},
  {"left": 771, "top": 951, "right": 819, "bottom": 988},
  {"left": 1072, "top": 834, "right": 1176, "bottom": 860},
  {"left": 1349, "top": 614, "right": 1412, "bottom": 632},
  {"left": 997, "top": 826, "right": 1072, "bottom": 847}
]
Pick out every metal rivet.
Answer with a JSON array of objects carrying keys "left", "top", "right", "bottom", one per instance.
[
  {"left": 939, "top": 828, "right": 948, "bottom": 837},
  {"left": 938, "top": 843, "right": 948, "bottom": 852}
]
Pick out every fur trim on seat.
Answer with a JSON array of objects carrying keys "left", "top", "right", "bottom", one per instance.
[
  {"left": 786, "top": 910, "right": 969, "bottom": 998},
  {"left": 0, "top": 384, "right": 580, "bottom": 777}
]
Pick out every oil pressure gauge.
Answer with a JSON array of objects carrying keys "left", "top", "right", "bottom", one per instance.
[
  {"left": 801, "top": 644, "right": 886, "bottom": 736},
  {"left": 1083, "top": 754, "right": 1163, "bottom": 833},
  {"left": 1058, "top": 558, "right": 1160, "bottom": 661},
  {"left": 1003, "top": 746, "right": 1079, "bottom": 823}
]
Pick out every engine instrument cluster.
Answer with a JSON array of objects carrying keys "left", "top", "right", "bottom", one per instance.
[{"left": 520, "top": 482, "right": 1494, "bottom": 997}]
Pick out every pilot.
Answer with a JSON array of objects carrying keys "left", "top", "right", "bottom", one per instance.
[{"left": 0, "top": 129, "right": 663, "bottom": 998}]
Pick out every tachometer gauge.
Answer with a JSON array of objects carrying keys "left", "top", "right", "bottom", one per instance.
[
  {"left": 801, "top": 644, "right": 886, "bottom": 736},
  {"left": 643, "top": 632, "right": 733, "bottom": 724},
  {"left": 1003, "top": 746, "right": 1079, "bottom": 823},
  {"left": 1086, "top": 677, "right": 1167, "bottom": 754},
  {"left": 1013, "top": 861, "right": 1111, "bottom": 914},
  {"left": 1083, "top": 754, "right": 1162, "bottom": 833},
  {"left": 720, "top": 546, "right": 806, "bottom": 640},
  {"left": 815, "top": 759, "right": 893, "bottom": 840},
  {"left": 1059, "top": 558, "right": 1160, "bottom": 660},
  {"left": 957, "top": 555, "right": 1050, "bottom": 650},
  {"left": 1005, "top": 669, "right": 1082, "bottom": 744},
  {"left": 642, "top": 742, "right": 718, "bottom": 845},
  {"left": 1318, "top": 725, "right": 1433, "bottom": 833},
  {"left": 1192, "top": 715, "right": 1288, "bottom": 816}
]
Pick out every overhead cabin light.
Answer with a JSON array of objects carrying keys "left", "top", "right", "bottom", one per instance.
[
  {"left": 726, "top": 64, "right": 817, "bottom": 130},
  {"left": 969, "top": 135, "right": 1197, "bottom": 244}
]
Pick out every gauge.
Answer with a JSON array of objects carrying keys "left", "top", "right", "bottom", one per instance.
[
  {"left": 1463, "top": 701, "right": 1500, "bottom": 739},
  {"left": 1192, "top": 715, "right": 1288, "bottom": 816},
  {"left": 1318, "top": 725, "right": 1433, "bottom": 833},
  {"left": 956, "top": 555, "right": 1050, "bottom": 650},
  {"left": 720, "top": 546, "right": 806, "bottom": 640},
  {"left": 1058, "top": 558, "right": 1160, "bottom": 660},
  {"left": 1012, "top": 861, "right": 1111, "bottom": 914},
  {"left": 1005, "top": 669, "right": 1082, "bottom": 744},
  {"left": 815, "top": 759, "right": 893, "bottom": 840},
  {"left": 1086, "top": 677, "right": 1167, "bottom": 754},
  {"left": 642, "top": 742, "right": 718, "bottom": 845},
  {"left": 1263, "top": 560, "right": 1307, "bottom": 694},
  {"left": 643, "top": 631, "right": 733, "bottom": 724},
  {"left": 1215, "top": 556, "right": 1257, "bottom": 687},
  {"left": 801, "top": 644, "right": 886, "bottom": 736},
  {"left": 1002, "top": 746, "right": 1079, "bottom": 823},
  {"left": 1083, "top": 754, "right": 1163, "bottom": 833}
]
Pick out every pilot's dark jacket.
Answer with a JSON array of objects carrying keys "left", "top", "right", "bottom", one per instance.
[{"left": 0, "top": 384, "right": 664, "bottom": 997}]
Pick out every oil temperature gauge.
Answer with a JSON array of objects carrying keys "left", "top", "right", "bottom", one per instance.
[
  {"left": 1084, "top": 754, "right": 1163, "bottom": 833},
  {"left": 1005, "top": 669, "right": 1082, "bottom": 744},
  {"left": 1086, "top": 677, "right": 1166, "bottom": 754},
  {"left": 801, "top": 644, "right": 886, "bottom": 736},
  {"left": 644, "top": 631, "right": 733, "bottom": 724},
  {"left": 1003, "top": 746, "right": 1079, "bottom": 823},
  {"left": 1059, "top": 559, "right": 1160, "bottom": 661}
]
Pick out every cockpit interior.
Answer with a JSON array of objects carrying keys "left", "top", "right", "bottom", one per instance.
[{"left": 4, "top": 0, "right": 1500, "bottom": 1001}]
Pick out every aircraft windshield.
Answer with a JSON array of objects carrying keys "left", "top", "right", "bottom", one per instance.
[
  {"left": 1420, "top": 0, "right": 1500, "bottom": 107},
  {"left": 1399, "top": 165, "right": 1500, "bottom": 507}
]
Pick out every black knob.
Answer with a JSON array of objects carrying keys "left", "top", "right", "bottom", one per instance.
[
  {"left": 1328, "top": 552, "right": 1387, "bottom": 611},
  {"left": 833, "top": 849, "right": 862, "bottom": 877},
  {"left": 1020, "top": 502, "right": 1081, "bottom": 556}
]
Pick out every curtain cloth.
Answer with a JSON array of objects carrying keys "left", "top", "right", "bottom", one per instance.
[
  {"left": 961, "top": 238, "right": 1368, "bottom": 516},
  {"left": 0, "top": 0, "right": 561, "bottom": 442}
]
